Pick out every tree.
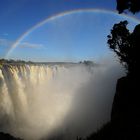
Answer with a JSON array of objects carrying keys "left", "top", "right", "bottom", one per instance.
[
  {"left": 107, "top": 21, "right": 130, "bottom": 71},
  {"left": 107, "top": 20, "right": 140, "bottom": 75},
  {"left": 116, "top": 0, "right": 140, "bottom": 14}
]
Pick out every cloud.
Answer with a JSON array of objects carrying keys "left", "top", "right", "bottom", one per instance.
[
  {"left": 3, "top": 33, "right": 9, "bottom": 36},
  {"left": 0, "top": 38, "right": 12, "bottom": 47},
  {"left": 19, "top": 42, "right": 44, "bottom": 48},
  {"left": 0, "top": 56, "right": 125, "bottom": 140},
  {"left": 0, "top": 38, "right": 44, "bottom": 49}
]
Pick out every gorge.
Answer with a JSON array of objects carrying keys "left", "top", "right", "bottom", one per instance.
[{"left": 0, "top": 61, "right": 123, "bottom": 140}]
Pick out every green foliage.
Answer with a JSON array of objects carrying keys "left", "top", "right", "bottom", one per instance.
[
  {"left": 117, "top": 0, "right": 140, "bottom": 14},
  {"left": 79, "top": 60, "right": 96, "bottom": 66},
  {"left": 108, "top": 20, "right": 140, "bottom": 75},
  {"left": 107, "top": 21, "right": 131, "bottom": 71}
]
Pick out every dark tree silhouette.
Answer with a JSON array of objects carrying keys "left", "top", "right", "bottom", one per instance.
[
  {"left": 107, "top": 20, "right": 140, "bottom": 75},
  {"left": 116, "top": 0, "right": 140, "bottom": 14},
  {"left": 107, "top": 21, "right": 130, "bottom": 72}
]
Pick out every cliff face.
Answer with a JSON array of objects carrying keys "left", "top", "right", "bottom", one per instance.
[
  {"left": 0, "top": 132, "right": 22, "bottom": 140},
  {"left": 85, "top": 75, "right": 140, "bottom": 140},
  {"left": 111, "top": 76, "right": 140, "bottom": 123},
  {"left": 110, "top": 75, "right": 140, "bottom": 139}
]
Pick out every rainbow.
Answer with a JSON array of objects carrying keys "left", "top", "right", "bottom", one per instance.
[{"left": 5, "top": 8, "right": 140, "bottom": 58}]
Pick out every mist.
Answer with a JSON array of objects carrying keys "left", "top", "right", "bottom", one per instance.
[{"left": 0, "top": 56, "right": 124, "bottom": 140}]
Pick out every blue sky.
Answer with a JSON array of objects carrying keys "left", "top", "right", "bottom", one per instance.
[{"left": 0, "top": 0, "right": 140, "bottom": 61}]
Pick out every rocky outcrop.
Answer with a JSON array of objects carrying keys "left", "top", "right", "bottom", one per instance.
[
  {"left": 111, "top": 76, "right": 140, "bottom": 122},
  {"left": 0, "top": 132, "right": 22, "bottom": 140},
  {"left": 110, "top": 75, "right": 140, "bottom": 139},
  {"left": 84, "top": 75, "right": 140, "bottom": 140}
]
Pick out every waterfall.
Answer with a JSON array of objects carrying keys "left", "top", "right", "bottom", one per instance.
[
  {"left": 0, "top": 62, "right": 124, "bottom": 140},
  {"left": 0, "top": 64, "right": 92, "bottom": 139}
]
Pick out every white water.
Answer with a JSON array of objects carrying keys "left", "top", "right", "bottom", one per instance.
[{"left": 0, "top": 62, "right": 124, "bottom": 140}]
